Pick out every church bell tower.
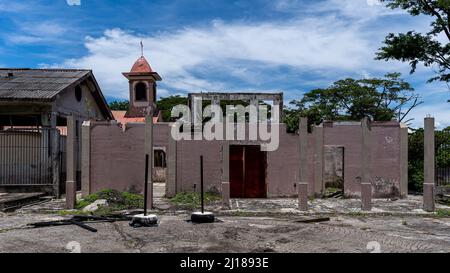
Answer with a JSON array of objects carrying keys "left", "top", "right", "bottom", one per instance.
[{"left": 122, "top": 44, "right": 162, "bottom": 118}]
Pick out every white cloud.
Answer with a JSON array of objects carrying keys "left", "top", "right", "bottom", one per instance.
[
  {"left": 408, "top": 102, "right": 450, "bottom": 129},
  {"left": 66, "top": 0, "right": 81, "bottom": 6},
  {"left": 59, "top": 13, "right": 402, "bottom": 99},
  {"left": 6, "top": 22, "right": 67, "bottom": 44},
  {"left": 274, "top": 0, "right": 402, "bottom": 20},
  {"left": 52, "top": 0, "right": 443, "bottom": 129}
]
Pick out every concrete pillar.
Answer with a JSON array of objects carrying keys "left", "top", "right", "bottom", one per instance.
[
  {"left": 166, "top": 123, "right": 177, "bottom": 198},
  {"left": 222, "top": 143, "right": 230, "bottom": 207},
  {"left": 298, "top": 182, "right": 308, "bottom": 211},
  {"left": 313, "top": 126, "right": 324, "bottom": 196},
  {"left": 299, "top": 118, "right": 309, "bottom": 210},
  {"left": 299, "top": 117, "right": 308, "bottom": 182},
  {"left": 400, "top": 124, "right": 409, "bottom": 198},
  {"left": 222, "top": 142, "right": 230, "bottom": 182},
  {"left": 361, "top": 183, "right": 372, "bottom": 211},
  {"left": 50, "top": 112, "right": 60, "bottom": 198},
  {"left": 66, "top": 115, "right": 77, "bottom": 209},
  {"left": 192, "top": 96, "right": 203, "bottom": 137},
  {"left": 274, "top": 98, "right": 283, "bottom": 121},
  {"left": 423, "top": 117, "right": 435, "bottom": 212},
  {"left": 144, "top": 115, "right": 154, "bottom": 210},
  {"left": 361, "top": 118, "right": 372, "bottom": 211},
  {"left": 222, "top": 182, "right": 230, "bottom": 209},
  {"left": 81, "top": 121, "right": 91, "bottom": 197}
]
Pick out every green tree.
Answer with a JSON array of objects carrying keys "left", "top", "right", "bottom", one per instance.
[
  {"left": 109, "top": 100, "right": 129, "bottom": 111},
  {"left": 157, "top": 95, "right": 189, "bottom": 122},
  {"left": 376, "top": 0, "right": 450, "bottom": 83},
  {"left": 408, "top": 126, "right": 450, "bottom": 192},
  {"left": 283, "top": 73, "right": 421, "bottom": 132}
]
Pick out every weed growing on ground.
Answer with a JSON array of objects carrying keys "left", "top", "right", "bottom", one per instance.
[
  {"left": 71, "top": 189, "right": 145, "bottom": 215},
  {"left": 170, "top": 192, "right": 220, "bottom": 209},
  {"left": 436, "top": 209, "right": 450, "bottom": 218}
]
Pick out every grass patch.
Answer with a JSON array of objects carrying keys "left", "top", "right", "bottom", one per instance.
[
  {"left": 436, "top": 209, "right": 450, "bottom": 218},
  {"left": 75, "top": 189, "right": 144, "bottom": 211},
  {"left": 170, "top": 192, "right": 220, "bottom": 209}
]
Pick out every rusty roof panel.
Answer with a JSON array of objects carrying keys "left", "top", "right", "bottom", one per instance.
[{"left": 0, "top": 69, "right": 91, "bottom": 100}]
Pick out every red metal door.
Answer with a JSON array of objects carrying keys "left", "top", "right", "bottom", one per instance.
[
  {"left": 230, "top": 145, "right": 267, "bottom": 198},
  {"left": 230, "top": 145, "right": 245, "bottom": 198}
]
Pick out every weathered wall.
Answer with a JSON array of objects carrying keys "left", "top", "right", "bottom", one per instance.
[
  {"left": 55, "top": 84, "right": 105, "bottom": 121},
  {"left": 88, "top": 121, "right": 169, "bottom": 193},
  {"left": 323, "top": 121, "right": 401, "bottom": 198},
  {"left": 176, "top": 138, "right": 223, "bottom": 194},
  {"left": 266, "top": 124, "right": 315, "bottom": 197},
  {"left": 170, "top": 124, "right": 315, "bottom": 198},
  {"left": 86, "top": 120, "right": 404, "bottom": 198}
]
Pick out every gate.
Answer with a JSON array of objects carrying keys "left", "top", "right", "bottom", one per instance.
[
  {"left": 436, "top": 128, "right": 450, "bottom": 187},
  {"left": 0, "top": 128, "right": 55, "bottom": 186}
]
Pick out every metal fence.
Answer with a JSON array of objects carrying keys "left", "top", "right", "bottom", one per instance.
[
  {"left": 436, "top": 128, "right": 450, "bottom": 187},
  {"left": 0, "top": 128, "right": 54, "bottom": 185}
]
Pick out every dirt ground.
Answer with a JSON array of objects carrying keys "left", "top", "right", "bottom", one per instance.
[
  {"left": 1, "top": 186, "right": 449, "bottom": 253},
  {"left": 0, "top": 212, "right": 449, "bottom": 253}
]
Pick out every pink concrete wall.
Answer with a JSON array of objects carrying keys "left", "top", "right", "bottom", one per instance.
[
  {"left": 171, "top": 125, "right": 315, "bottom": 198},
  {"left": 176, "top": 139, "right": 223, "bottom": 193},
  {"left": 89, "top": 121, "right": 169, "bottom": 193},
  {"left": 266, "top": 124, "right": 315, "bottom": 197},
  {"left": 87, "top": 120, "right": 403, "bottom": 198},
  {"left": 323, "top": 121, "right": 401, "bottom": 197}
]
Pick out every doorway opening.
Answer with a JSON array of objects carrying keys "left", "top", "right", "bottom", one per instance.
[
  {"left": 324, "top": 146, "right": 345, "bottom": 196},
  {"left": 230, "top": 145, "right": 267, "bottom": 198}
]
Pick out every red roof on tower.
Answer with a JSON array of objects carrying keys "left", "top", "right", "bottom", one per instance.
[{"left": 130, "top": 56, "right": 153, "bottom": 73}]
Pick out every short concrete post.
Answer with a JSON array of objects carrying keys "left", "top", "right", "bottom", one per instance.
[
  {"left": 145, "top": 115, "right": 154, "bottom": 210},
  {"left": 361, "top": 183, "right": 372, "bottom": 211},
  {"left": 66, "top": 115, "right": 77, "bottom": 209},
  {"left": 222, "top": 182, "right": 230, "bottom": 209},
  {"left": 361, "top": 118, "right": 372, "bottom": 211},
  {"left": 298, "top": 182, "right": 309, "bottom": 211},
  {"left": 423, "top": 117, "right": 436, "bottom": 212}
]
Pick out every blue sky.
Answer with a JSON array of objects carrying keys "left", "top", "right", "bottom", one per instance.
[{"left": 0, "top": 0, "right": 449, "bottom": 128}]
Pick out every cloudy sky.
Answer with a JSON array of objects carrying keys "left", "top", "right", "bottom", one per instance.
[{"left": 0, "top": 0, "right": 449, "bottom": 128}]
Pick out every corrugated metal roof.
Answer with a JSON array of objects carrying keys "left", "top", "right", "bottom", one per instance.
[{"left": 0, "top": 69, "right": 91, "bottom": 101}]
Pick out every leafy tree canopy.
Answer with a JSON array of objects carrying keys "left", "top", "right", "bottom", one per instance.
[
  {"left": 156, "top": 95, "right": 189, "bottom": 122},
  {"left": 109, "top": 100, "right": 129, "bottom": 111},
  {"left": 376, "top": 0, "right": 450, "bottom": 83},
  {"left": 284, "top": 73, "right": 422, "bottom": 132}
]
